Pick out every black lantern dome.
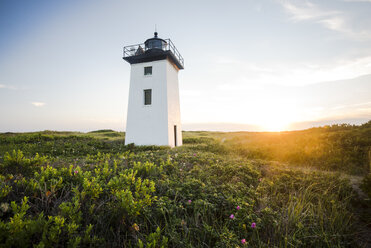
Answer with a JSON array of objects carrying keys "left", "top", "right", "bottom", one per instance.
[
  {"left": 123, "top": 32, "right": 184, "bottom": 70},
  {"left": 144, "top": 32, "right": 167, "bottom": 50}
]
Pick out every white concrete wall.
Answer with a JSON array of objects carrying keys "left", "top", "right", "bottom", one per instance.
[
  {"left": 166, "top": 61, "right": 183, "bottom": 147},
  {"left": 125, "top": 59, "right": 182, "bottom": 147}
]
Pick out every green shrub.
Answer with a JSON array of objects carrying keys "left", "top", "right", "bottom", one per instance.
[
  {"left": 1, "top": 150, "right": 47, "bottom": 176},
  {"left": 0, "top": 128, "right": 366, "bottom": 247}
]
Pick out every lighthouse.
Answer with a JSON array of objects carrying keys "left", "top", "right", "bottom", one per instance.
[{"left": 123, "top": 32, "right": 184, "bottom": 147}]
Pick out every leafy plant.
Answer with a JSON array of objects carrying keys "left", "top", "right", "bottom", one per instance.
[{"left": 0, "top": 126, "right": 369, "bottom": 247}]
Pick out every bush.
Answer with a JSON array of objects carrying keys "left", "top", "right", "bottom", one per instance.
[
  {"left": 1, "top": 150, "right": 47, "bottom": 177},
  {"left": 0, "top": 128, "right": 366, "bottom": 247}
]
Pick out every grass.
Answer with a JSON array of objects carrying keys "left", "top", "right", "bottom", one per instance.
[{"left": 0, "top": 125, "right": 370, "bottom": 247}]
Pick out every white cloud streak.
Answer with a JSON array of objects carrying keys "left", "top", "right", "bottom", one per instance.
[
  {"left": 280, "top": 1, "right": 340, "bottom": 21},
  {"left": 278, "top": 0, "right": 371, "bottom": 40},
  {"left": 343, "top": 0, "right": 371, "bottom": 2},
  {"left": 216, "top": 55, "right": 371, "bottom": 86},
  {"left": 31, "top": 102, "right": 46, "bottom": 107},
  {"left": 0, "top": 84, "right": 18, "bottom": 90}
]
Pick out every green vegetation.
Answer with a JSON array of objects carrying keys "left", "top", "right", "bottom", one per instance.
[
  {"left": 0, "top": 123, "right": 370, "bottom": 247},
  {"left": 184, "top": 121, "right": 371, "bottom": 175}
]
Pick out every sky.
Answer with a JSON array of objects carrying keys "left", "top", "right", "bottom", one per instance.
[{"left": 0, "top": 0, "right": 370, "bottom": 132}]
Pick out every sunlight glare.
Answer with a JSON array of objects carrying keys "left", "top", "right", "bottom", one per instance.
[{"left": 251, "top": 102, "right": 299, "bottom": 132}]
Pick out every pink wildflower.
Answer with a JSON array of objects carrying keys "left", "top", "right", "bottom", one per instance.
[
  {"left": 259, "top": 178, "right": 262, "bottom": 182},
  {"left": 193, "top": 153, "right": 197, "bottom": 156},
  {"left": 236, "top": 205, "right": 241, "bottom": 210},
  {"left": 229, "top": 214, "right": 235, "bottom": 219},
  {"left": 241, "top": 239, "right": 246, "bottom": 244},
  {"left": 74, "top": 170, "right": 79, "bottom": 174},
  {"left": 251, "top": 222, "right": 256, "bottom": 228},
  {"left": 188, "top": 200, "right": 192, "bottom": 204}
]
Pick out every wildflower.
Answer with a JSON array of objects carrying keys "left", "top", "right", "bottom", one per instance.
[
  {"left": 241, "top": 239, "right": 246, "bottom": 245},
  {"left": 74, "top": 170, "right": 79, "bottom": 174},
  {"left": 188, "top": 200, "right": 192, "bottom": 204},
  {"left": 251, "top": 222, "right": 256, "bottom": 228},
  {"left": 46, "top": 191, "right": 51, "bottom": 197},
  {"left": 193, "top": 153, "right": 197, "bottom": 156},
  {"left": 236, "top": 205, "right": 241, "bottom": 210},
  {"left": 0, "top": 203, "right": 9, "bottom": 213},
  {"left": 229, "top": 214, "right": 235, "bottom": 219},
  {"left": 132, "top": 223, "right": 139, "bottom": 231},
  {"left": 259, "top": 178, "right": 262, "bottom": 182}
]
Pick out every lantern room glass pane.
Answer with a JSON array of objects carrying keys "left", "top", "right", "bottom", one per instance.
[{"left": 146, "top": 40, "right": 165, "bottom": 50}]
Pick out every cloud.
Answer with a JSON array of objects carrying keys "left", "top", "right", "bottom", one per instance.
[
  {"left": 0, "top": 84, "right": 18, "bottom": 90},
  {"left": 278, "top": 0, "right": 371, "bottom": 40},
  {"left": 351, "top": 101, "right": 371, "bottom": 107},
  {"left": 330, "top": 101, "right": 371, "bottom": 115},
  {"left": 215, "top": 55, "right": 371, "bottom": 87},
  {"left": 181, "top": 89, "right": 202, "bottom": 97},
  {"left": 288, "top": 117, "right": 370, "bottom": 130},
  {"left": 31, "top": 102, "right": 46, "bottom": 107},
  {"left": 83, "top": 118, "right": 121, "bottom": 124},
  {"left": 182, "top": 122, "right": 261, "bottom": 132},
  {"left": 279, "top": 1, "right": 340, "bottom": 21},
  {"left": 343, "top": 0, "right": 371, "bottom": 2}
]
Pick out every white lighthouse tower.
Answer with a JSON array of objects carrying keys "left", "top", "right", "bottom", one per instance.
[{"left": 123, "top": 32, "right": 184, "bottom": 147}]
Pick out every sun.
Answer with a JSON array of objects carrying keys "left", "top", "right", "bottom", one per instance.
[
  {"left": 250, "top": 104, "right": 298, "bottom": 132},
  {"left": 218, "top": 96, "right": 301, "bottom": 132},
  {"left": 258, "top": 119, "right": 291, "bottom": 132}
]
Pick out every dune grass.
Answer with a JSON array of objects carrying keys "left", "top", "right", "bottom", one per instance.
[{"left": 0, "top": 126, "right": 370, "bottom": 247}]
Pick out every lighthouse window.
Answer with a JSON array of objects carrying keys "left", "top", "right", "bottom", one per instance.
[
  {"left": 144, "top": 66, "right": 152, "bottom": 75},
  {"left": 144, "top": 89, "right": 152, "bottom": 105}
]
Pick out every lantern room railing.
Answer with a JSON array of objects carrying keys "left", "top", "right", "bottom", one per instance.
[{"left": 123, "top": 39, "right": 184, "bottom": 68}]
